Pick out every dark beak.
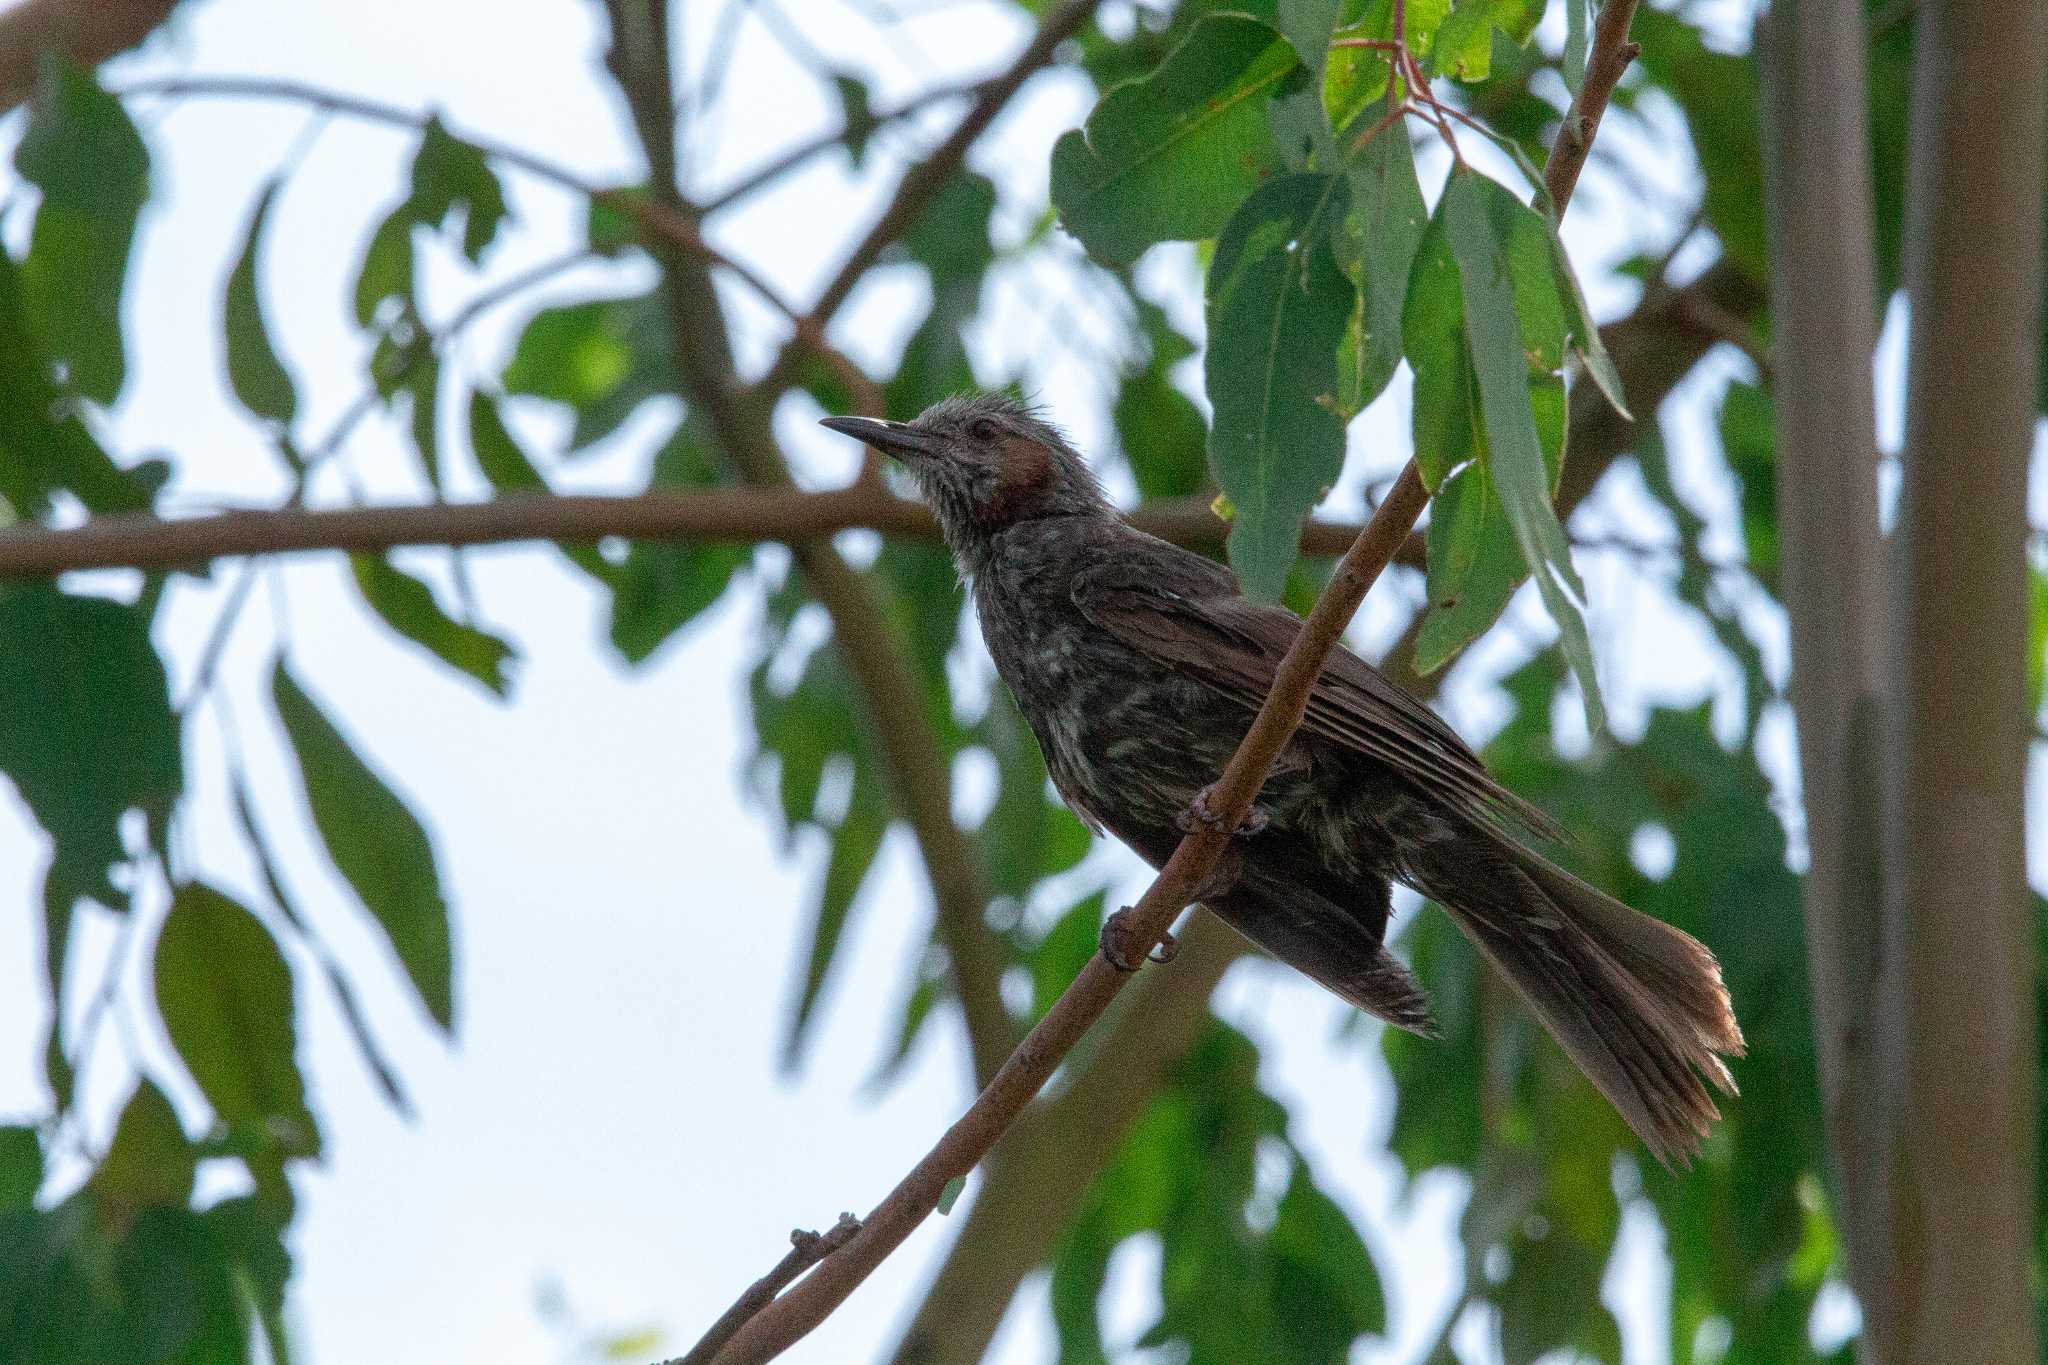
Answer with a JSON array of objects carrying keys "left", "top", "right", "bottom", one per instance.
[{"left": 819, "top": 415, "right": 939, "bottom": 460}]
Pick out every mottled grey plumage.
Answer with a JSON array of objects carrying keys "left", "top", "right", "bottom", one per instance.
[{"left": 821, "top": 393, "right": 1744, "bottom": 1165}]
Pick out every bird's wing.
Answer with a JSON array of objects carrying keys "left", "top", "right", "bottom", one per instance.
[{"left": 1071, "top": 552, "right": 1566, "bottom": 843}]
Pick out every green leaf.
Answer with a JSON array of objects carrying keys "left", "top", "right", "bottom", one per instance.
[
  {"left": 2030, "top": 564, "right": 2048, "bottom": 715},
  {"left": 14, "top": 59, "right": 149, "bottom": 404},
  {"left": 349, "top": 553, "right": 517, "bottom": 695},
  {"left": 936, "top": 1174, "right": 966, "bottom": 1216},
  {"left": 1402, "top": 209, "right": 1481, "bottom": 489},
  {"left": 0, "top": 253, "right": 153, "bottom": 517},
  {"left": 206, "top": 1196, "right": 294, "bottom": 1365},
  {"left": 87, "top": 1080, "right": 195, "bottom": 1229},
  {"left": 1051, "top": 15, "right": 1297, "bottom": 265},
  {"left": 0, "top": 1128, "right": 41, "bottom": 1212},
  {"left": 1441, "top": 168, "right": 1604, "bottom": 732},
  {"left": 466, "top": 389, "right": 614, "bottom": 582},
  {"left": 784, "top": 764, "right": 889, "bottom": 1070},
  {"left": 409, "top": 117, "right": 508, "bottom": 263},
  {"left": 1538, "top": 208, "right": 1628, "bottom": 417},
  {"left": 1562, "top": 0, "right": 1589, "bottom": 96},
  {"left": 1268, "top": 1160, "right": 1386, "bottom": 1354},
  {"left": 609, "top": 427, "right": 747, "bottom": 663},
  {"left": 353, "top": 205, "right": 415, "bottom": 327},
  {"left": 1416, "top": 460, "right": 1519, "bottom": 672},
  {"left": 272, "top": 661, "right": 455, "bottom": 1030},
  {"left": 1204, "top": 173, "right": 1356, "bottom": 599},
  {"left": 1342, "top": 92, "right": 1427, "bottom": 412},
  {"left": 153, "top": 884, "right": 317, "bottom": 1153},
  {"left": 502, "top": 292, "right": 672, "bottom": 451},
  {"left": 222, "top": 177, "right": 299, "bottom": 425},
  {"left": 1429, "top": 0, "right": 1543, "bottom": 82},
  {"left": 0, "top": 588, "right": 180, "bottom": 900},
  {"left": 1716, "top": 380, "right": 1779, "bottom": 582},
  {"left": 1630, "top": 8, "right": 1766, "bottom": 280},
  {"left": 1114, "top": 301, "right": 1209, "bottom": 498}
]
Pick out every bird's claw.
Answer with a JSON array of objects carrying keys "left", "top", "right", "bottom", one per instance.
[
  {"left": 1100, "top": 906, "right": 1177, "bottom": 972},
  {"left": 1177, "top": 784, "right": 1268, "bottom": 837}
]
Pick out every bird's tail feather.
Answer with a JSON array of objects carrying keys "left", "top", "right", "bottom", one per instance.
[{"left": 1419, "top": 841, "right": 1745, "bottom": 1167}]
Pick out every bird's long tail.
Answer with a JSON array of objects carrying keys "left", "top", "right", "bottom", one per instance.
[{"left": 1412, "top": 837, "right": 1746, "bottom": 1167}]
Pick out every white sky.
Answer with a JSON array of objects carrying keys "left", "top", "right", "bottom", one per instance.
[{"left": 0, "top": 0, "right": 2033, "bottom": 1362}]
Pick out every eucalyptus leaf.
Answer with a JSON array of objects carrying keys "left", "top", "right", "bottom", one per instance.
[
  {"left": 223, "top": 177, "right": 300, "bottom": 425},
  {"left": 1051, "top": 15, "right": 1297, "bottom": 265},
  {"left": 1204, "top": 173, "right": 1356, "bottom": 600}
]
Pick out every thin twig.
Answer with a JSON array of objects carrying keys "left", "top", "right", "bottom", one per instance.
[
  {"left": 667, "top": 1215, "right": 862, "bottom": 1365},
  {"left": 756, "top": 0, "right": 1101, "bottom": 395},
  {"left": 699, "top": 78, "right": 987, "bottom": 214},
  {"left": 699, "top": 4, "right": 1647, "bottom": 1356}
]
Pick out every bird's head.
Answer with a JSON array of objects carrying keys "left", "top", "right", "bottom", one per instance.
[{"left": 820, "top": 393, "right": 1107, "bottom": 561}]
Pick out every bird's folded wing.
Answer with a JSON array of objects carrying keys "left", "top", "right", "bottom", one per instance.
[{"left": 1071, "top": 557, "right": 1566, "bottom": 843}]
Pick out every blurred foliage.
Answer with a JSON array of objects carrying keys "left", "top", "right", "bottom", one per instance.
[{"left": 0, "top": 1, "right": 2040, "bottom": 1363}]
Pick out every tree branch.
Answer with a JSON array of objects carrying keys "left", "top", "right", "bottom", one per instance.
[
  {"left": 599, "top": 0, "right": 1024, "bottom": 1090},
  {"left": 669, "top": 1215, "right": 863, "bottom": 1365},
  {"left": 1756, "top": 0, "right": 1893, "bottom": 1342},
  {"left": 699, "top": 9, "right": 1647, "bottom": 1357},
  {"left": 1542, "top": 0, "right": 1643, "bottom": 215},
  {"left": 0, "top": 0, "right": 181, "bottom": 112},
  {"left": 757, "top": 0, "right": 1101, "bottom": 395},
  {"left": 1884, "top": 0, "right": 2043, "bottom": 1352},
  {"left": 0, "top": 489, "right": 1385, "bottom": 579}
]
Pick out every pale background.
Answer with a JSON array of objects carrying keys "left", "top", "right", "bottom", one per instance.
[{"left": 0, "top": 0, "right": 2024, "bottom": 1361}]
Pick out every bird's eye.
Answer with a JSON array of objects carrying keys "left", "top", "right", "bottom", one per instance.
[{"left": 969, "top": 418, "right": 1000, "bottom": 442}]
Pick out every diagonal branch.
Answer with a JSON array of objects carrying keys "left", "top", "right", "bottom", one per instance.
[
  {"left": 0, "top": 0, "right": 181, "bottom": 111},
  {"left": 701, "top": 8, "right": 1647, "bottom": 1358}
]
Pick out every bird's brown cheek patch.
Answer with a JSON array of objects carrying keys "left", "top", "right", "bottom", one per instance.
[{"left": 984, "top": 437, "right": 1053, "bottom": 521}]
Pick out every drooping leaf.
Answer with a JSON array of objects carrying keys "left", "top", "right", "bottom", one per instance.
[
  {"left": 1113, "top": 299, "right": 1209, "bottom": 498},
  {"left": 14, "top": 59, "right": 150, "bottom": 404},
  {"left": 1341, "top": 90, "right": 1427, "bottom": 412},
  {"left": 409, "top": 119, "right": 507, "bottom": 263},
  {"left": 1562, "top": 0, "right": 1590, "bottom": 96},
  {"left": 783, "top": 763, "right": 889, "bottom": 1070},
  {"left": 1051, "top": 15, "right": 1297, "bottom": 265},
  {"left": 0, "top": 588, "right": 180, "bottom": 901},
  {"left": 349, "top": 553, "right": 517, "bottom": 695},
  {"left": 271, "top": 660, "right": 455, "bottom": 1031},
  {"left": 466, "top": 389, "right": 614, "bottom": 582},
  {"left": 0, "top": 246, "right": 155, "bottom": 517},
  {"left": 1441, "top": 169, "right": 1604, "bottom": 731},
  {"left": 608, "top": 425, "right": 747, "bottom": 663},
  {"left": 1204, "top": 173, "right": 1356, "bottom": 599},
  {"left": 1716, "top": 379, "right": 1780, "bottom": 584},
  {"left": 223, "top": 177, "right": 300, "bottom": 425},
  {"left": 1402, "top": 208, "right": 1481, "bottom": 490},
  {"left": 227, "top": 761, "right": 413, "bottom": 1118},
  {"left": 152, "top": 884, "right": 317, "bottom": 1155},
  {"left": 206, "top": 1196, "right": 295, "bottom": 1365}
]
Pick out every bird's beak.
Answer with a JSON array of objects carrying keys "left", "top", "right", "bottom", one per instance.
[{"left": 819, "top": 415, "right": 939, "bottom": 460}]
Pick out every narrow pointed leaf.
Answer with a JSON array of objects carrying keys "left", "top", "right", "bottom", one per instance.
[
  {"left": 14, "top": 59, "right": 149, "bottom": 404},
  {"left": 784, "top": 766, "right": 889, "bottom": 1069},
  {"left": 467, "top": 389, "right": 614, "bottom": 582},
  {"left": 271, "top": 661, "right": 455, "bottom": 1030},
  {"left": 1441, "top": 169, "right": 1605, "bottom": 731},
  {"left": 223, "top": 177, "right": 299, "bottom": 425},
  {"left": 1343, "top": 94, "right": 1428, "bottom": 412},
  {"left": 1205, "top": 173, "right": 1356, "bottom": 599},
  {"left": 349, "top": 552, "right": 517, "bottom": 696}
]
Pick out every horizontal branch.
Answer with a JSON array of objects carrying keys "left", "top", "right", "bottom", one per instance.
[{"left": 0, "top": 488, "right": 1396, "bottom": 578}]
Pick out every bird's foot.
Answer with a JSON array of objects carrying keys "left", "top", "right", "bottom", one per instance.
[
  {"left": 1177, "top": 783, "right": 1269, "bottom": 837},
  {"left": 1099, "top": 906, "right": 1178, "bottom": 972}
]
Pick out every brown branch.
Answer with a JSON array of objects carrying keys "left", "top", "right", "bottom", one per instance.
[
  {"left": 707, "top": 463, "right": 1429, "bottom": 1365},
  {"left": 700, "top": 78, "right": 989, "bottom": 214},
  {"left": 668, "top": 1215, "right": 862, "bottom": 1365},
  {"left": 702, "top": 6, "right": 1648, "bottom": 1357},
  {"left": 599, "top": 0, "right": 1026, "bottom": 1091},
  {"left": 1756, "top": 0, "right": 1892, "bottom": 1343},
  {"left": 1541, "top": 0, "right": 1642, "bottom": 215},
  {"left": 757, "top": 0, "right": 1101, "bottom": 395},
  {"left": 0, "top": 489, "right": 1382, "bottom": 579},
  {"left": 0, "top": 0, "right": 181, "bottom": 112}
]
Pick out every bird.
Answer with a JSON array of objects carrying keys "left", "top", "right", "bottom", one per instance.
[{"left": 820, "top": 392, "right": 1744, "bottom": 1166}]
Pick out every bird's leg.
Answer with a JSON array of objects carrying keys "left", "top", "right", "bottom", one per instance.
[
  {"left": 1177, "top": 782, "right": 1269, "bottom": 837},
  {"left": 1099, "top": 906, "right": 1178, "bottom": 972}
]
